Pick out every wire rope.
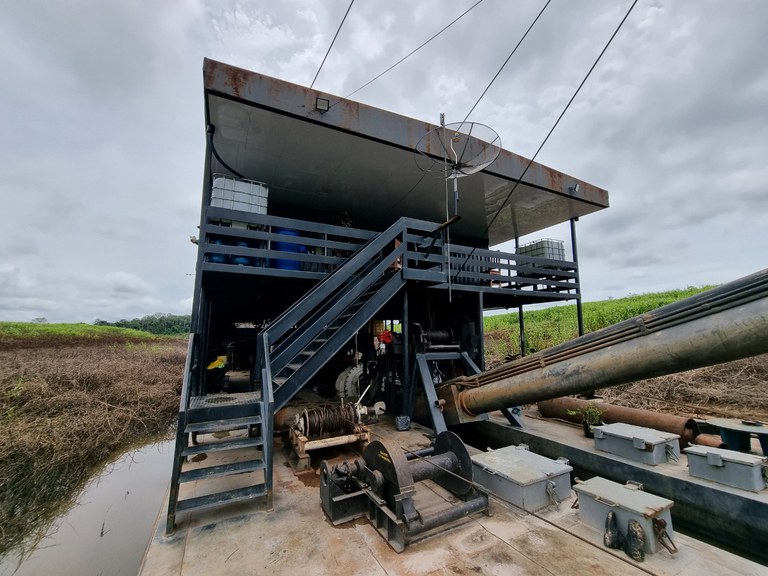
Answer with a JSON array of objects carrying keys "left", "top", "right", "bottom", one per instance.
[
  {"left": 310, "top": 0, "right": 356, "bottom": 89},
  {"left": 454, "top": 0, "right": 639, "bottom": 281},
  {"left": 461, "top": 0, "right": 552, "bottom": 124},
  {"left": 329, "top": 0, "right": 485, "bottom": 108}
]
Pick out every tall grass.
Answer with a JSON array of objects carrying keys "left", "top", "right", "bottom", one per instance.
[
  {"left": 0, "top": 326, "right": 185, "bottom": 556},
  {"left": 0, "top": 322, "right": 162, "bottom": 349},
  {"left": 484, "top": 286, "right": 714, "bottom": 366}
]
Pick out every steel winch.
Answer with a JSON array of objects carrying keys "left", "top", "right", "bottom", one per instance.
[
  {"left": 289, "top": 402, "right": 385, "bottom": 470},
  {"left": 320, "top": 430, "right": 489, "bottom": 552}
]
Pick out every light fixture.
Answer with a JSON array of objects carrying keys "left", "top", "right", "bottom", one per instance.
[{"left": 315, "top": 97, "right": 330, "bottom": 112}]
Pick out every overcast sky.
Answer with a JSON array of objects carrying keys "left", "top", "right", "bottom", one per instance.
[{"left": 1, "top": 0, "right": 766, "bottom": 323}]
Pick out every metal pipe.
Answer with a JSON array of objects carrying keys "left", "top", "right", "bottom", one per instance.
[
  {"left": 407, "top": 495, "right": 488, "bottom": 535},
  {"left": 409, "top": 452, "right": 458, "bottom": 483},
  {"left": 453, "top": 279, "right": 768, "bottom": 415},
  {"left": 537, "top": 398, "right": 698, "bottom": 446},
  {"left": 694, "top": 433, "right": 727, "bottom": 448}
]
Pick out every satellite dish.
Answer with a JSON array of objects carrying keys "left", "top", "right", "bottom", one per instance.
[
  {"left": 416, "top": 121, "right": 501, "bottom": 178},
  {"left": 415, "top": 121, "right": 501, "bottom": 216},
  {"left": 414, "top": 120, "right": 501, "bottom": 301}
]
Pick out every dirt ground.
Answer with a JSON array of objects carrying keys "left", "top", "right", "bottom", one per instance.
[{"left": 598, "top": 353, "right": 768, "bottom": 422}]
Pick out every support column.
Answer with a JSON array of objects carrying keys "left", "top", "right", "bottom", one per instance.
[
  {"left": 570, "top": 218, "right": 584, "bottom": 337},
  {"left": 402, "top": 289, "right": 410, "bottom": 407}
]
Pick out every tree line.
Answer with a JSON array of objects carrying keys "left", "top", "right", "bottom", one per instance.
[{"left": 94, "top": 313, "right": 191, "bottom": 335}]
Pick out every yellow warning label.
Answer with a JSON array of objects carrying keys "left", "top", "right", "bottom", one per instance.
[{"left": 378, "top": 450, "right": 391, "bottom": 464}]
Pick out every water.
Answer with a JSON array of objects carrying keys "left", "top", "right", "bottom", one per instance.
[{"left": 0, "top": 440, "right": 173, "bottom": 576}]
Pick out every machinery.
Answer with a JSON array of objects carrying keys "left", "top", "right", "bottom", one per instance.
[
  {"left": 320, "top": 430, "right": 488, "bottom": 552},
  {"left": 289, "top": 401, "right": 385, "bottom": 470}
]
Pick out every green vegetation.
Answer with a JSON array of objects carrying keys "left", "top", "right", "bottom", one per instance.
[
  {"left": 0, "top": 321, "right": 157, "bottom": 349},
  {"left": 94, "top": 312, "right": 191, "bottom": 335},
  {"left": 484, "top": 286, "right": 715, "bottom": 365}
]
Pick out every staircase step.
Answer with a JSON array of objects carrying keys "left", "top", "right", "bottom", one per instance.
[
  {"left": 176, "top": 484, "right": 267, "bottom": 514},
  {"left": 185, "top": 415, "right": 261, "bottom": 435},
  {"left": 187, "top": 392, "right": 262, "bottom": 423},
  {"left": 180, "top": 458, "right": 265, "bottom": 483},
  {"left": 286, "top": 363, "right": 302, "bottom": 371},
  {"left": 182, "top": 435, "right": 264, "bottom": 457},
  {"left": 273, "top": 376, "right": 288, "bottom": 386},
  {"left": 299, "top": 350, "right": 316, "bottom": 357}
]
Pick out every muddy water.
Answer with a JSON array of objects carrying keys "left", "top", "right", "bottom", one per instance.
[{"left": 0, "top": 440, "right": 173, "bottom": 576}]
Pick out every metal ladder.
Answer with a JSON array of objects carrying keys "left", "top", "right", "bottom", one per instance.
[{"left": 166, "top": 336, "right": 273, "bottom": 533}]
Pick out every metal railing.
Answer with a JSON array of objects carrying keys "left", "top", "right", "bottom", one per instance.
[{"left": 200, "top": 208, "right": 578, "bottom": 295}]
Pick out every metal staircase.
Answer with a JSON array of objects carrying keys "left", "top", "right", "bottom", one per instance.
[
  {"left": 257, "top": 217, "right": 411, "bottom": 411},
  {"left": 166, "top": 337, "right": 273, "bottom": 533},
  {"left": 167, "top": 218, "right": 440, "bottom": 532}
]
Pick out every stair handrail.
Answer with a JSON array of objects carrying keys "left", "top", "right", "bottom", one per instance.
[
  {"left": 179, "top": 332, "right": 197, "bottom": 414},
  {"left": 258, "top": 332, "right": 274, "bottom": 510},
  {"left": 264, "top": 216, "right": 419, "bottom": 344},
  {"left": 269, "top": 242, "right": 407, "bottom": 374}
]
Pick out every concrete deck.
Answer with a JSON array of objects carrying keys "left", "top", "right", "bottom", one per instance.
[{"left": 139, "top": 417, "right": 766, "bottom": 576}]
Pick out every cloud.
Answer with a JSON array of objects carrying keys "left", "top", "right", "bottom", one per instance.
[{"left": 0, "top": 0, "right": 766, "bottom": 324}]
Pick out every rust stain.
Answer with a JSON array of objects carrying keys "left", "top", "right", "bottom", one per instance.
[
  {"left": 545, "top": 167, "right": 564, "bottom": 192},
  {"left": 225, "top": 67, "right": 249, "bottom": 98}
]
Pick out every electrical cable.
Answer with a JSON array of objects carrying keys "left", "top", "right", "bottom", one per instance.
[
  {"left": 454, "top": 0, "right": 639, "bottom": 281},
  {"left": 461, "top": 0, "right": 552, "bottom": 124},
  {"left": 207, "top": 125, "right": 243, "bottom": 179},
  {"left": 329, "top": 0, "right": 485, "bottom": 109},
  {"left": 310, "top": 0, "right": 355, "bottom": 89}
]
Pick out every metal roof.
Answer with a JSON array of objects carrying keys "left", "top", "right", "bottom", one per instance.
[{"left": 203, "top": 58, "right": 609, "bottom": 245}]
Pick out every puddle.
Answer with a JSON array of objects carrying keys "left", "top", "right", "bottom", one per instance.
[{"left": 0, "top": 439, "right": 173, "bottom": 576}]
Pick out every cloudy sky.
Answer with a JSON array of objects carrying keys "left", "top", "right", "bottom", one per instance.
[{"left": 1, "top": 0, "right": 766, "bottom": 323}]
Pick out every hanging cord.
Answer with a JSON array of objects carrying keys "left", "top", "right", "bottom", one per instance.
[
  {"left": 462, "top": 0, "right": 552, "bottom": 124},
  {"left": 453, "top": 0, "right": 639, "bottom": 281},
  {"left": 207, "top": 125, "right": 243, "bottom": 179},
  {"left": 310, "top": 0, "right": 355, "bottom": 89},
  {"left": 329, "top": 0, "right": 485, "bottom": 109}
]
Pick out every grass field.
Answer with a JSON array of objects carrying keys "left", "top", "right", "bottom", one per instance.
[
  {"left": 483, "top": 286, "right": 768, "bottom": 422},
  {"left": 483, "top": 286, "right": 715, "bottom": 365},
  {"left": 0, "top": 323, "right": 186, "bottom": 556}
]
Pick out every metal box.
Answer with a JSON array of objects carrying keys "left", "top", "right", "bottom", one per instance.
[
  {"left": 471, "top": 445, "right": 573, "bottom": 512},
  {"left": 573, "top": 476, "right": 674, "bottom": 555},
  {"left": 212, "top": 174, "right": 268, "bottom": 214},
  {"left": 594, "top": 423, "right": 680, "bottom": 465},
  {"left": 684, "top": 445, "right": 768, "bottom": 492}
]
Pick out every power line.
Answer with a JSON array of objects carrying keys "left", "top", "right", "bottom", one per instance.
[
  {"left": 454, "top": 0, "right": 639, "bottom": 280},
  {"left": 462, "top": 0, "right": 552, "bottom": 124},
  {"left": 330, "top": 0, "right": 485, "bottom": 108},
  {"left": 310, "top": 0, "right": 355, "bottom": 89}
]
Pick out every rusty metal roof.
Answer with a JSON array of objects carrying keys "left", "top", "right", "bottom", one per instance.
[{"left": 203, "top": 58, "right": 609, "bottom": 245}]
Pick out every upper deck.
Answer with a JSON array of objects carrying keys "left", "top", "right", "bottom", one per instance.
[{"left": 202, "top": 59, "right": 608, "bottom": 246}]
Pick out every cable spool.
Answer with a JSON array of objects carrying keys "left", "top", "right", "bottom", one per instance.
[
  {"left": 423, "top": 329, "right": 452, "bottom": 345},
  {"left": 299, "top": 404, "right": 359, "bottom": 437}
]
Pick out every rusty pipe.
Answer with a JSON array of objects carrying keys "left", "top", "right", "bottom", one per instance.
[
  {"left": 694, "top": 434, "right": 727, "bottom": 448},
  {"left": 450, "top": 272, "right": 768, "bottom": 416},
  {"left": 537, "top": 398, "right": 698, "bottom": 446}
]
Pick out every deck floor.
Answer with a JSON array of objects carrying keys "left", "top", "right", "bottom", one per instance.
[{"left": 139, "top": 417, "right": 766, "bottom": 576}]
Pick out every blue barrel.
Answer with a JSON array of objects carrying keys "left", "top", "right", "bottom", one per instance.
[
  {"left": 273, "top": 229, "right": 305, "bottom": 270},
  {"left": 208, "top": 239, "right": 227, "bottom": 264},
  {"left": 230, "top": 241, "right": 252, "bottom": 266}
]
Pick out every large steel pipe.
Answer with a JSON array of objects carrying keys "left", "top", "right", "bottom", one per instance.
[
  {"left": 453, "top": 276, "right": 768, "bottom": 416},
  {"left": 537, "top": 398, "right": 698, "bottom": 446}
]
